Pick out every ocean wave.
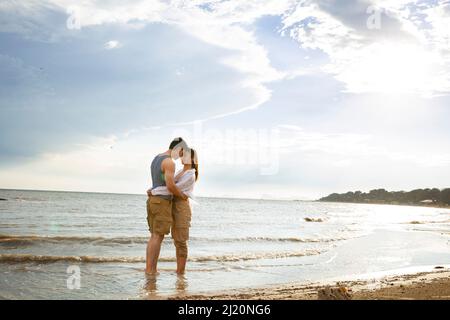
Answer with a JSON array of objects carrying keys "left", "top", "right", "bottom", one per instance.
[
  {"left": 0, "top": 235, "right": 147, "bottom": 246},
  {"left": 220, "top": 236, "right": 343, "bottom": 243},
  {"left": 0, "top": 254, "right": 144, "bottom": 263},
  {"left": 0, "top": 250, "right": 321, "bottom": 264},
  {"left": 189, "top": 250, "right": 322, "bottom": 262},
  {"left": 0, "top": 234, "right": 345, "bottom": 247},
  {"left": 10, "top": 197, "right": 47, "bottom": 202},
  {"left": 406, "top": 219, "right": 450, "bottom": 225}
]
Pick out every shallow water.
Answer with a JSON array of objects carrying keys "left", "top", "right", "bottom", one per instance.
[{"left": 0, "top": 189, "right": 449, "bottom": 299}]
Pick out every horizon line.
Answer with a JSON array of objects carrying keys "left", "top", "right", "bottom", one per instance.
[{"left": 0, "top": 187, "right": 316, "bottom": 202}]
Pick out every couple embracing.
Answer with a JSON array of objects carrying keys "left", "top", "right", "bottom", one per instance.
[{"left": 145, "top": 137, "right": 199, "bottom": 275}]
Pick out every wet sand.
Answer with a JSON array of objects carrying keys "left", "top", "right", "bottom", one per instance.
[{"left": 169, "top": 269, "right": 450, "bottom": 300}]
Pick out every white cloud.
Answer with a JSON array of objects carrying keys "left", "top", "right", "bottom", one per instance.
[
  {"left": 0, "top": 0, "right": 295, "bottom": 119},
  {"left": 281, "top": 0, "right": 450, "bottom": 96},
  {"left": 422, "top": 1, "right": 450, "bottom": 53},
  {"left": 275, "top": 124, "right": 450, "bottom": 168},
  {"left": 3, "top": 1, "right": 450, "bottom": 97},
  {"left": 104, "top": 40, "right": 122, "bottom": 50},
  {"left": 47, "top": 0, "right": 292, "bottom": 117}
]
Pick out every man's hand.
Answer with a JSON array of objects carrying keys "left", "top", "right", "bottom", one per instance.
[{"left": 179, "top": 193, "right": 188, "bottom": 201}]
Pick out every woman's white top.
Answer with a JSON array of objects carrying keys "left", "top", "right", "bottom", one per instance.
[{"left": 151, "top": 169, "right": 196, "bottom": 199}]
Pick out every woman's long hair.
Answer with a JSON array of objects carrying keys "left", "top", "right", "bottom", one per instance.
[{"left": 190, "top": 148, "right": 199, "bottom": 181}]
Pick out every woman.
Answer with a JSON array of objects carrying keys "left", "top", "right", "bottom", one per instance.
[{"left": 151, "top": 148, "right": 198, "bottom": 274}]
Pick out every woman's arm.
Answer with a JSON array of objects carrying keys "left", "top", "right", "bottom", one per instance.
[{"left": 174, "top": 169, "right": 185, "bottom": 182}]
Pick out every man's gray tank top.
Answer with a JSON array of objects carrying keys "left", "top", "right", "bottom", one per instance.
[{"left": 151, "top": 154, "right": 172, "bottom": 200}]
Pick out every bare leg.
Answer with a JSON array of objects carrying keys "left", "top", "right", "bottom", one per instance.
[
  {"left": 174, "top": 240, "right": 188, "bottom": 274},
  {"left": 146, "top": 233, "right": 164, "bottom": 274},
  {"left": 176, "top": 256, "right": 187, "bottom": 274}
]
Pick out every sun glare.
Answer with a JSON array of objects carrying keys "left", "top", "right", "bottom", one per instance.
[{"left": 334, "top": 42, "right": 444, "bottom": 96}]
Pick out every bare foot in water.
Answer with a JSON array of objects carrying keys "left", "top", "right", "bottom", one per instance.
[{"left": 145, "top": 269, "right": 159, "bottom": 275}]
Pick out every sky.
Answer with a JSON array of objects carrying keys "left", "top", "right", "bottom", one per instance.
[{"left": 0, "top": 0, "right": 449, "bottom": 199}]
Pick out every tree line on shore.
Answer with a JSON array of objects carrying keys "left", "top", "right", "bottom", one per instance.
[{"left": 319, "top": 188, "right": 450, "bottom": 207}]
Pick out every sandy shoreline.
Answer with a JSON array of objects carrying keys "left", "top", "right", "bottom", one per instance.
[{"left": 168, "top": 268, "right": 450, "bottom": 300}]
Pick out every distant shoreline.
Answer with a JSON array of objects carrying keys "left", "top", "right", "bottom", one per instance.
[
  {"left": 318, "top": 200, "right": 450, "bottom": 209},
  {"left": 319, "top": 188, "right": 450, "bottom": 209},
  {"left": 1, "top": 188, "right": 449, "bottom": 207}
]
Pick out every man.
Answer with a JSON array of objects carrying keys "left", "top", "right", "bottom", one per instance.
[{"left": 145, "top": 137, "right": 189, "bottom": 274}]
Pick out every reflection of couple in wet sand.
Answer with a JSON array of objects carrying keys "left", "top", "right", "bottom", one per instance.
[{"left": 145, "top": 137, "right": 198, "bottom": 275}]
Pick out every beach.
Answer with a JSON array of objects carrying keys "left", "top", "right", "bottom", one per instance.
[
  {"left": 2, "top": 0, "right": 450, "bottom": 304},
  {"left": 1, "top": 189, "right": 449, "bottom": 299},
  {"left": 171, "top": 269, "right": 450, "bottom": 300}
]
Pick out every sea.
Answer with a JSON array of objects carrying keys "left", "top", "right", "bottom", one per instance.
[{"left": 0, "top": 189, "right": 449, "bottom": 299}]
